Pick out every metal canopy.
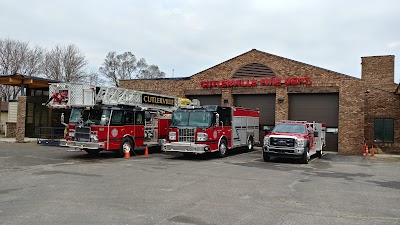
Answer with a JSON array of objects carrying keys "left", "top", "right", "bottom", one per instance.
[{"left": 0, "top": 73, "right": 60, "bottom": 89}]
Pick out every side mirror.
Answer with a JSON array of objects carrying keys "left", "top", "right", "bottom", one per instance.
[
  {"left": 60, "top": 113, "right": 68, "bottom": 127},
  {"left": 215, "top": 113, "right": 219, "bottom": 127},
  {"left": 145, "top": 111, "right": 152, "bottom": 121},
  {"left": 100, "top": 115, "right": 107, "bottom": 125},
  {"left": 263, "top": 126, "right": 270, "bottom": 134}
]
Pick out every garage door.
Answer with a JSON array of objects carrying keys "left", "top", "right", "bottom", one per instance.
[
  {"left": 234, "top": 94, "right": 276, "bottom": 140},
  {"left": 288, "top": 93, "right": 339, "bottom": 151},
  {"left": 186, "top": 95, "right": 221, "bottom": 106}
]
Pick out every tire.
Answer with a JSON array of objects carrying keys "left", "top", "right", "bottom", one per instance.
[
  {"left": 216, "top": 139, "right": 228, "bottom": 158},
  {"left": 84, "top": 149, "right": 100, "bottom": 156},
  {"left": 300, "top": 147, "right": 309, "bottom": 164},
  {"left": 118, "top": 137, "right": 133, "bottom": 158},
  {"left": 263, "top": 152, "right": 270, "bottom": 162},
  {"left": 247, "top": 137, "right": 254, "bottom": 151}
]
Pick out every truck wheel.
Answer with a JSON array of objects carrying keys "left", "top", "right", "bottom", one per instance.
[
  {"left": 300, "top": 147, "right": 309, "bottom": 164},
  {"left": 216, "top": 140, "right": 227, "bottom": 158},
  {"left": 247, "top": 137, "right": 254, "bottom": 151},
  {"left": 263, "top": 152, "right": 270, "bottom": 162},
  {"left": 118, "top": 137, "right": 133, "bottom": 158}
]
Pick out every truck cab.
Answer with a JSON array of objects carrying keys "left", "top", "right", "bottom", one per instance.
[{"left": 263, "top": 120, "right": 325, "bottom": 164}]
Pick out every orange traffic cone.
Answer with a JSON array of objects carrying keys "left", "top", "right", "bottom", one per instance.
[
  {"left": 371, "top": 145, "right": 375, "bottom": 156},
  {"left": 363, "top": 143, "right": 368, "bottom": 156},
  {"left": 124, "top": 150, "right": 130, "bottom": 159},
  {"left": 144, "top": 146, "right": 149, "bottom": 156}
]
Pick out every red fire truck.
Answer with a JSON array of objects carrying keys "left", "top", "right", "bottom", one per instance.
[
  {"left": 162, "top": 105, "right": 260, "bottom": 157},
  {"left": 262, "top": 120, "right": 326, "bottom": 163},
  {"left": 45, "top": 82, "right": 188, "bottom": 157}
]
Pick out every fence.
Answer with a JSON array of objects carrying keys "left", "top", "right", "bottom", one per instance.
[{"left": 37, "top": 127, "right": 66, "bottom": 146}]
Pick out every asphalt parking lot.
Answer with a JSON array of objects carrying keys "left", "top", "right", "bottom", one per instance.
[{"left": 0, "top": 143, "right": 399, "bottom": 225}]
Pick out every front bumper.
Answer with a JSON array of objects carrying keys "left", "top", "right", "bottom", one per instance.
[
  {"left": 162, "top": 142, "right": 209, "bottom": 154},
  {"left": 263, "top": 146, "right": 305, "bottom": 159},
  {"left": 60, "top": 140, "right": 104, "bottom": 149}
]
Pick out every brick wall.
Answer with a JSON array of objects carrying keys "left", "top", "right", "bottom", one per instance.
[
  {"left": 365, "top": 89, "right": 400, "bottom": 153},
  {"left": 6, "top": 122, "right": 16, "bottom": 137},
  {"left": 362, "top": 55, "right": 396, "bottom": 92},
  {"left": 120, "top": 49, "right": 399, "bottom": 154}
]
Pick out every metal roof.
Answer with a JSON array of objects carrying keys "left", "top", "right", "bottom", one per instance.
[{"left": 0, "top": 73, "right": 60, "bottom": 89}]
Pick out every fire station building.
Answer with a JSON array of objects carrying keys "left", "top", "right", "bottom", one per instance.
[{"left": 120, "top": 49, "right": 400, "bottom": 155}]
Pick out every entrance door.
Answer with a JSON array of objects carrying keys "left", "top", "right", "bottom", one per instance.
[
  {"left": 288, "top": 93, "right": 339, "bottom": 152},
  {"left": 233, "top": 94, "right": 276, "bottom": 141}
]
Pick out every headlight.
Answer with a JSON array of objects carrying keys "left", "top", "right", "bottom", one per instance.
[
  {"left": 296, "top": 138, "right": 306, "bottom": 147},
  {"left": 90, "top": 134, "right": 98, "bottom": 142},
  {"left": 197, "top": 132, "right": 208, "bottom": 141},
  {"left": 263, "top": 136, "right": 270, "bottom": 146},
  {"left": 69, "top": 131, "right": 75, "bottom": 137},
  {"left": 169, "top": 131, "right": 176, "bottom": 141}
]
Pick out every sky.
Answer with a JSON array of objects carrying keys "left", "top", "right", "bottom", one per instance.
[{"left": 1, "top": 0, "right": 399, "bottom": 82}]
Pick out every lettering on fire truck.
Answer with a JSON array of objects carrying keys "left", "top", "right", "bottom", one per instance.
[{"left": 142, "top": 94, "right": 175, "bottom": 106}]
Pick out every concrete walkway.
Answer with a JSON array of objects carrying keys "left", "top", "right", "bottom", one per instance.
[{"left": 0, "top": 137, "right": 37, "bottom": 143}]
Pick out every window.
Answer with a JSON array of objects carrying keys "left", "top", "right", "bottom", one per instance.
[
  {"left": 135, "top": 111, "right": 144, "bottom": 125},
  {"left": 125, "top": 111, "right": 134, "bottom": 125},
  {"left": 110, "top": 110, "right": 124, "bottom": 125},
  {"left": 374, "top": 118, "right": 394, "bottom": 143}
]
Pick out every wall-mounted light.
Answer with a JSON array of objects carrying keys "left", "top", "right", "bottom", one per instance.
[
  {"left": 223, "top": 99, "right": 229, "bottom": 104},
  {"left": 277, "top": 97, "right": 284, "bottom": 103}
]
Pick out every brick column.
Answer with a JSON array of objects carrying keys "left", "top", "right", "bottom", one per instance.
[
  {"left": 275, "top": 86, "right": 288, "bottom": 122},
  {"left": 221, "top": 89, "right": 233, "bottom": 107},
  {"left": 338, "top": 80, "right": 365, "bottom": 154},
  {"left": 16, "top": 96, "right": 27, "bottom": 143}
]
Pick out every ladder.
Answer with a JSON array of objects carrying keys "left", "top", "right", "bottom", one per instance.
[
  {"left": 95, "top": 86, "right": 179, "bottom": 112},
  {"left": 46, "top": 82, "right": 182, "bottom": 112}
]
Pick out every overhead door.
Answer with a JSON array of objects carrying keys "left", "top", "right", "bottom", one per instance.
[
  {"left": 234, "top": 94, "right": 276, "bottom": 140},
  {"left": 288, "top": 93, "right": 339, "bottom": 152},
  {"left": 186, "top": 95, "right": 221, "bottom": 106}
]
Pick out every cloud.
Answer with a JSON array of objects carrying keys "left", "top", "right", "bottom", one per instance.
[{"left": 0, "top": 0, "right": 399, "bottom": 82}]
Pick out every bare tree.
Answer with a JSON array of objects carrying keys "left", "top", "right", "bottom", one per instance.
[
  {"left": 99, "top": 51, "right": 165, "bottom": 87},
  {"left": 0, "top": 38, "right": 44, "bottom": 101},
  {"left": 86, "top": 69, "right": 106, "bottom": 87},
  {"left": 138, "top": 64, "right": 166, "bottom": 79},
  {"left": 42, "top": 44, "right": 87, "bottom": 82}
]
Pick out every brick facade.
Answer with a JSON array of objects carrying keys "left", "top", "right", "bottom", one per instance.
[
  {"left": 6, "top": 122, "right": 16, "bottom": 137},
  {"left": 16, "top": 96, "right": 27, "bottom": 142},
  {"left": 120, "top": 49, "right": 399, "bottom": 155}
]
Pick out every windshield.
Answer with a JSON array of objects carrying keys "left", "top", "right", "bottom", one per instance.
[
  {"left": 171, "top": 111, "right": 213, "bottom": 127},
  {"left": 272, "top": 124, "right": 307, "bottom": 134},
  {"left": 69, "top": 108, "right": 111, "bottom": 125}
]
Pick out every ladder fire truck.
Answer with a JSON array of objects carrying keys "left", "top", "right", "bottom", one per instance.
[
  {"left": 262, "top": 120, "right": 326, "bottom": 164},
  {"left": 162, "top": 105, "right": 260, "bottom": 157},
  {"left": 45, "top": 82, "right": 188, "bottom": 157}
]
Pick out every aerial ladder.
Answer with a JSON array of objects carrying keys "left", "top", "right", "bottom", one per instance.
[{"left": 45, "top": 82, "right": 183, "bottom": 111}]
